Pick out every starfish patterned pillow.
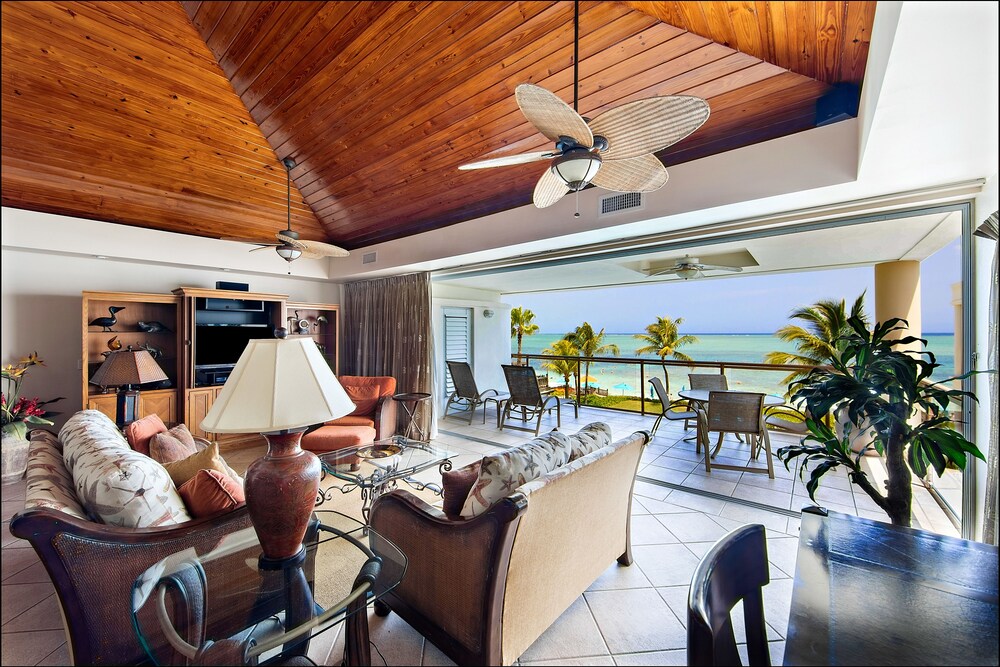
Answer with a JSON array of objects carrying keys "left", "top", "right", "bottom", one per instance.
[{"left": 459, "top": 430, "right": 572, "bottom": 519}]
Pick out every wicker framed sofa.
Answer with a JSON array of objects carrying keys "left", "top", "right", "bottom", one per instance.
[
  {"left": 369, "top": 422, "right": 649, "bottom": 666},
  {"left": 8, "top": 409, "right": 315, "bottom": 666}
]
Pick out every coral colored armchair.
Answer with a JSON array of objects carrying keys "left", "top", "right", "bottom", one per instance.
[{"left": 302, "top": 376, "right": 398, "bottom": 453}]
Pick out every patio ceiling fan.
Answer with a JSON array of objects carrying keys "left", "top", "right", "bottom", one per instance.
[
  {"left": 647, "top": 256, "right": 743, "bottom": 280},
  {"left": 458, "top": 1, "right": 709, "bottom": 210},
  {"left": 223, "top": 158, "right": 349, "bottom": 263}
]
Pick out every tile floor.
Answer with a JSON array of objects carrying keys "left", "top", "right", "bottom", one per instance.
[{"left": 0, "top": 403, "right": 955, "bottom": 665}]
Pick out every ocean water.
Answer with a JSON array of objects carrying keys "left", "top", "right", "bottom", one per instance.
[{"left": 512, "top": 333, "right": 957, "bottom": 397}]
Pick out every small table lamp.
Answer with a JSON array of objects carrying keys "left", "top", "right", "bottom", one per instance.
[
  {"left": 200, "top": 331, "right": 355, "bottom": 563},
  {"left": 90, "top": 349, "right": 168, "bottom": 428}
]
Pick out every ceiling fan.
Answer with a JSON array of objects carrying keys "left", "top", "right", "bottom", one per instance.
[
  {"left": 223, "top": 157, "right": 349, "bottom": 263},
  {"left": 646, "top": 256, "right": 744, "bottom": 280},
  {"left": 458, "top": 1, "right": 709, "bottom": 210}
]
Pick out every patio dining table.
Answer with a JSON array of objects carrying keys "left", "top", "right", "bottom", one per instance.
[{"left": 677, "top": 389, "right": 785, "bottom": 408}]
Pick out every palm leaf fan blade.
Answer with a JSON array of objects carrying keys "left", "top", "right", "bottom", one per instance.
[
  {"left": 590, "top": 153, "right": 668, "bottom": 192},
  {"left": 588, "top": 96, "right": 710, "bottom": 161}
]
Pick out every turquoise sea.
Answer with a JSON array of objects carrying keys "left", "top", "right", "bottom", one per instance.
[{"left": 512, "top": 333, "right": 957, "bottom": 397}]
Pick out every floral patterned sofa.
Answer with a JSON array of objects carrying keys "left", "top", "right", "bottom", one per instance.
[
  {"left": 8, "top": 410, "right": 308, "bottom": 666},
  {"left": 369, "top": 422, "right": 650, "bottom": 666}
]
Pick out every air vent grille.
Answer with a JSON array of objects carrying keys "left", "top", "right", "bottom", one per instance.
[
  {"left": 599, "top": 192, "right": 643, "bottom": 216},
  {"left": 362, "top": 252, "right": 377, "bottom": 265}
]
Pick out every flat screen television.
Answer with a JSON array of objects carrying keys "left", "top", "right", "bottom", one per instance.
[{"left": 195, "top": 325, "right": 272, "bottom": 367}]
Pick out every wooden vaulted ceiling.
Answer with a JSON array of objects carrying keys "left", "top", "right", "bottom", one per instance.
[{"left": 1, "top": 1, "right": 876, "bottom": 251}]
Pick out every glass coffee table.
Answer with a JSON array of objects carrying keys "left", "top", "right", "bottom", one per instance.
[
  {"left": 130, "top": 509, "right": 406, "bottom": 666},
  {"left": 317, "top": 435, "right": 456, "bottom": 523}
]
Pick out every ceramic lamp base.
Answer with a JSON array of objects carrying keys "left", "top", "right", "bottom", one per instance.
[{"left": 244, "top": 429, "right": 320, "bottom": 560}]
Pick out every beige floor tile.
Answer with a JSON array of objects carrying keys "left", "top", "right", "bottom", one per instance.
[
  {"left": 637, "top": 466, "right": 689, "bottom": 485},
  {"left": 632, "top": 481, "right": 671, "bottom": 502},
  {"left": 763, "top": 536, "right": 800, "bottom": 580},
  {"left": 659, "top": 491, "right": 727, "bottom": 515},
  {"left": 731, "top": 484, "right": 795, "bottom": 510},
  {"left": 716, "top": 505, "right": 791, "bottom": 536},
  {"left": 519, "top": 595, "right": 608, "bottom": 663},
  {"left": 632, "top": 497, "right": 693, "bottom": 515},
  {"left": 647, "top": 456, "right": 699, "bottom": 473},
  {"left": 587, "top": 561, "right": 653, "bottom": 592},
  {"left": 680, "top": 474, "right": 738, "bottom": 496},
  {"left": 612, "top": 648, "right": 688, "bottom": 665},
  {"left": 0, "top": 630, "right": 68, "bottom": 666},
  {"left": 735, "top": 472, "right": 795, "bottom": 494},
  {"left": 585, "top": 588, "right": 686, "bottom": 653},
  {"left": 655, "top": 513, "right": 731, "bottom": 544},
  {"left": 630, "top": 514, "right": 680, "bottom": 546},
  {"left": 761, "top": 578, "right": 795, "bottom": 639},
  {"left": 633, "top": 544, "right": 701, "bottom": 587},
  {"left": 420, "top": 636, "right": 457, "bottom": 666},
  {"left": 521, "top": 656, "right": 616, "bottom": 666}
]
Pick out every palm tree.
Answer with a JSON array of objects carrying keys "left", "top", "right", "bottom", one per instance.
[
  {"left": 634, "top": 315, "right": 699, "bottom": 386},
  {"left": 510, "top": 306, "right": 539, "bottom": 364},
  {"left": 541, "top": 339, "right": 580, "bottom": 398},
  {"left": 564, "top": 322, "right": 619, "bottom": 390},
  {"left": 634, "top": 315, "right": 698, "bottom": 362},
  {"left": 764, "top": 293, "right": 870, "bottom": 385}
]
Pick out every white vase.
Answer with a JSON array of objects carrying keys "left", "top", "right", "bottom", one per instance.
[{"left": 1, "top": 430, "right": 31, "bottom": 484}]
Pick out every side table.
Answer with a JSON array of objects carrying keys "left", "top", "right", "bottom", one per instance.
[{"left": 392, "top": 392, "right": 431, "bottom": 441}]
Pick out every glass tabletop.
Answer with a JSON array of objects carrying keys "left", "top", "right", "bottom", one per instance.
[
  {"left": 130, "top": 509, "right": 406, "bottom": 665},
  {"left": 319, "top": 435, "right": 455, "bottom": 487}
]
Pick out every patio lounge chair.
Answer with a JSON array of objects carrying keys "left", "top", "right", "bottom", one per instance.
[
  {"left": 648, "top": 376, "right": 699, "bottom": 444},
  {"left": 500, "top": 364, "right": 578, "bottom": 436},
  {"left": 444, "top": 360, "right": 509, "bottom": 426}
]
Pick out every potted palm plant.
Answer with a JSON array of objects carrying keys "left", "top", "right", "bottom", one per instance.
[
  {"left": 2, "top": 352, "right": 63, "bottom": 484},
  {"left": 777, "top": 317, "right": 984, "bottom": 527}
]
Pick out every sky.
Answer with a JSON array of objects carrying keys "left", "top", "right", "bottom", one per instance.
[{"left": 501, "top": 239, "right": 961, "bottom": 334}]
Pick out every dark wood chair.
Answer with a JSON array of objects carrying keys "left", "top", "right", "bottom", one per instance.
[
  {"left": 688, "top": 524, "right": 771, "bottom": 667},
  {"left": 647, "top": 376, "right": 698, "bottom": 443},
  {"left": 499, "top": 364, "right": 577, "bottom": 436},
  {"left": 444, "top": 360, "right": 509, "bottom": 426}
]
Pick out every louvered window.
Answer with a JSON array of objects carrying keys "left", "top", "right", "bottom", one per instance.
[{"left": 443, "top": 307, "right": 473, "bottom": 400}]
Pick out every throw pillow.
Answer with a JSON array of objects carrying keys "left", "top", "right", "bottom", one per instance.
[
  {"left": 148, "top": 424, "right": 198, "bottom": 464},
  {"left": 161, "top": 442, "right": 231, "bottom": 487},
  {"left": 24, "top": 430, "right": 88, "bottom": 520},
  {"left": 122, "top": 414, "right": 168, "bottom": 456},
  {"left": 568, "top": 422, "right": 613, "bottom": 461},
  {"left": 178, "top": 469, "right": 245, "bottom": 518},
  {"left": 441, "top": 460, "right": 481, "bottom": 519},
  {"left": 342, "top": 384, "right": 380, "bottom": 418},
  {"left": 59, "top": 410, "right": 191, "bottom": 527},
  {"left": 459, "top": 430, "right": 572, "bottom": 519}
]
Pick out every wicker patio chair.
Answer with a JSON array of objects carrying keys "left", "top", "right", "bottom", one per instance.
[
  {"left": 444, "top": 360, "right": 509, "bottom": 426},
  {"left": 697, "top": 391, "right": 774, "bottom": 478},
  {"left": 647, "top": 376, "right": 699, "bottom": 444},
  {"left": 499, "top": 364, "right": 577, "bottom": 436}
]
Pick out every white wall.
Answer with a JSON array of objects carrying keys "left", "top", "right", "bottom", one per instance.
[
  {"left": 973, "top": 173, "right": 998, "bottom": 540},
  {"left": 2, "top": 236, "right": 340, "bottom": 430},
  {"left": 430, "top": 283, "right": 512, "bottom": 428}
]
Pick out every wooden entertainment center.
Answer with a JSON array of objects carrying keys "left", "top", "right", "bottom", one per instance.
[{"left": 82, "top": 288, "right": 339, "bottom": 450}]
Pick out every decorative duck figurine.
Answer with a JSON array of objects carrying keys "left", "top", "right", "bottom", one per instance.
[
  {"left": 137, "top": 320, "right": 172, "bottom": 333},
  {"left": 89, "top": 306, "right": 125, "bottom": 332}
]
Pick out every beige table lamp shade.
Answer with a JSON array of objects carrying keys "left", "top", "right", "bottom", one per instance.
[{"left": 200, "top": 337, "right": 354, "bottom": 433}]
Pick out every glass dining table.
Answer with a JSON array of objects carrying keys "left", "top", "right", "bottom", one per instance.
[{"left": 130, "top": 509, "right": 406, "bottom": 666}]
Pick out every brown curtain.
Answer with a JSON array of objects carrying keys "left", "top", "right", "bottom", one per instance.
[
  {"left": 976, "top": 211, "right": 998, "bottom": 545},
  {"left": 342, "top": 272, "right": 434, "bottom": 437}
]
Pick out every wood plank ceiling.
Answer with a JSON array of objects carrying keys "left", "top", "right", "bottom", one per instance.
[{"left": 1, "top": 1, "right": 876, "bottom": 251}]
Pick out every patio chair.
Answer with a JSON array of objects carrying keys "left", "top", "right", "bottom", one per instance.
[
  {"left": 697, "top": 391, "right": 774, "bottom": 478},
  {"left": 444, "top": 360, "right": 509, "bottom": 426},
  {"left": 688, "top": 373, "right": 729, "bottom": 390},
  {"left": 688, "top": 524, "right": 771, "bottom": 666},
  {"left": 500, "top": 364, "right": 578, "bottom": 436},
  {"left": 763, "top": 403, "right": 810, "bottom": 434},
  {"left": 647, "top": 376, "right": 699, "bottom": 444}
]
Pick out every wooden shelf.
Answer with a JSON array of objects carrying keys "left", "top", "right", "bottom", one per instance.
[{"left": 286, "top": 302, "right": 339, "bottom": 373}]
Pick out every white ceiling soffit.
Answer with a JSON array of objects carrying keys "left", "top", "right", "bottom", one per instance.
[{"left": 435, "top": 211, "right": 960, "bottom": 294}]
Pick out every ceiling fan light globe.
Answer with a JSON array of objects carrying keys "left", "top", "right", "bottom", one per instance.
[
  {"left": 677, "top": 267, "right": 701, "bottom": 280},
  {"left": 551, "top": 148, "right": 602, "bottom": 191},
  {"left": 275, "top": 246, "right": 302, "bottom": 262}
]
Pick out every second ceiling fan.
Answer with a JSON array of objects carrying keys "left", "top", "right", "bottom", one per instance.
[{"left": 459, "top": 1, "right": 710, "bottom": 209}]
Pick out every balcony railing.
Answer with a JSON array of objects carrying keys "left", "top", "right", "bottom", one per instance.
[{"left": 510, "top": 352, "right": 813, "bottom": 415}]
